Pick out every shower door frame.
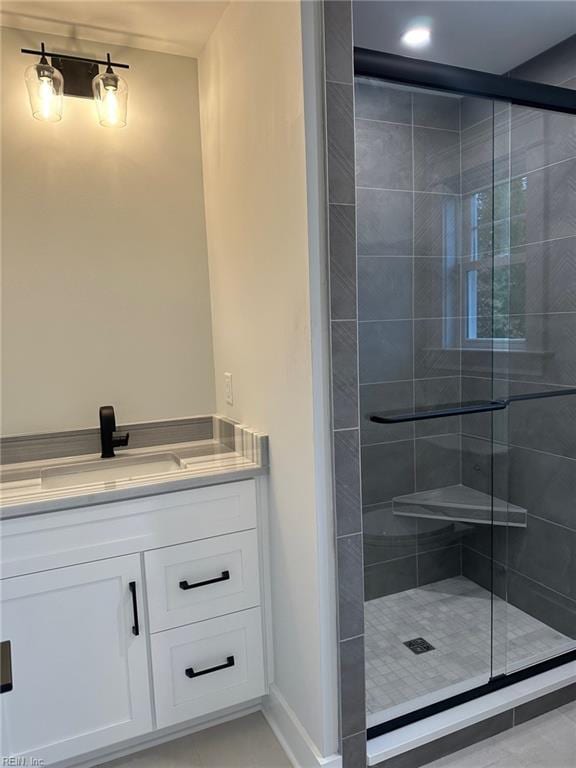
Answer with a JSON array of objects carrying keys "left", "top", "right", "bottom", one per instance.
[
  {"left": 355, "top": 48, "right": 576, "bottom": 115},
  {"left": 356, "top": 47, "right": 576, "bottom": 740}
]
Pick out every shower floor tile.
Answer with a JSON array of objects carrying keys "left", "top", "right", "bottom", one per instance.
[{"left": 365, "top": 576, "right": 575, "bottom": 725}]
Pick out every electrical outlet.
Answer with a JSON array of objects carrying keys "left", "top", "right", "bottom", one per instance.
[{"left": 224, "top": 372, "right": 234, "bottom": 406}]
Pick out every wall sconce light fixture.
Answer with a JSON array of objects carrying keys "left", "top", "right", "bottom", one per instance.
[
  {"left": 24, "top": 42, "right": 64, "bottom": 122},
  {"left": 21, "top": 44, "right": 129, "bottom": 127},
  {"left": 92, "top": 54, "right": 128, "bottom": 128}
]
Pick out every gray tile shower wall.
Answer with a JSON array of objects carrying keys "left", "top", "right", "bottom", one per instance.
[
  {"left": 461, "top": 37, "right": 576, "bottom": 640},
  {"left": 355, "top": 78, "right": 465, "bottom": 603},
  {"left": 323, "top": 19, "right": 576, "bottom": 764},
  {"left": 322, "top": 3, "right": 366, "bottom": 764},
  {"left": 363, "top": 501, "right": 463, "bottom": 601},
  {"left": 358, "top": 35, "right": 576, "bottom": 642},
  {"left": 324, "top": 16, "right": 576, "bottom": 767}
]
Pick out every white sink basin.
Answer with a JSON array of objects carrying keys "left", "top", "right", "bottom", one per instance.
[{"left": 41, "top": 453, "right": 184, "bottom": 490}]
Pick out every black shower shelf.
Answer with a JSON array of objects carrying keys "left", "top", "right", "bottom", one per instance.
[{"left": 370, "top": 387, "right": 576, "bottom": 425}]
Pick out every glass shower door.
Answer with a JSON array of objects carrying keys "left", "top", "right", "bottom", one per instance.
[
  {"left": 459, "top": 94, "right": 576, "bottom": 682},
  {"left": 359, "top": 76, "right": 576, "bottom": 734},
  {"left": 458, "top": 95, "right": 514, "bottom": 684},
  {"left": 495, "top": 100, "right": 576, "bottom": 676},
  {"left": 357, "top": 79, "right": 506, "bottom": 728}
]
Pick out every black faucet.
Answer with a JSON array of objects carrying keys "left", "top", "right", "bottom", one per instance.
[{"left": 99, "top": 406, "right": 130, "bottom": 459}]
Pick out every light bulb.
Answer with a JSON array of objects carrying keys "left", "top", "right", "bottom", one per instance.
[
  {"left": 25, "top": 59, "right": 64, "bottom": 122},
  {"left": 401, "top": 26, "right": 431, "bottom": 49},
  {"left": 92, "top": 56, "right": 128, "bottom": 128},
  {"left": 103, "top": 86, "right": 119, "bottom": 126},
  {"left": 38, "top": 75, "right": 55, "bottom": 120}
]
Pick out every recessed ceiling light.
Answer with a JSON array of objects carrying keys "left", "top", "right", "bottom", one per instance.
[{"left": 401, "top": 26, "right": 431, "bottom": 49}]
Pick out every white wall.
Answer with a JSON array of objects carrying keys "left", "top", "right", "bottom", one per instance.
[
  {"left": 199, "top": 1, "right": 337, "bottom": 759},
  {"left": 1, "top": 27, "right": 215, "bottom": 436}
]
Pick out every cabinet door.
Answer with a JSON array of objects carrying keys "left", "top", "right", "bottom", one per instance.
[{"left": 0, "top": 554, "right": 152, "bottom": 764}]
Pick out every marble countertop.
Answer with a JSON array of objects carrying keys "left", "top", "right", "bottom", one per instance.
[{"left": 0, "top": 437, "right": 268, "bottom": 519}]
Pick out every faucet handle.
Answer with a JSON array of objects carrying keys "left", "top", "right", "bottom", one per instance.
[
  {"left": 113, "top": 431, "right": 130, "bottom": 448},
  {"left": 99, "top": 405, "right": 116, "bottom": 431}
]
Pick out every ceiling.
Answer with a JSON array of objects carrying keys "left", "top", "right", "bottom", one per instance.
[
  {"left": 0, "top": 1, "right": 230, "bottom": 57},
  {"left": 3, "top": 1, "right": 575, "bottom": 70},
  {"left": 354, "top": 1, "right": 576, "bottom": 73}
]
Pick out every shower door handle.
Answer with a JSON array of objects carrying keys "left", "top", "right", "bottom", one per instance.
[
  {"left": 370, "top": 388, "right": 576, "bottom": 425},
  {"left": 371, "top": 399, "right": 507, "bottom": 424}
]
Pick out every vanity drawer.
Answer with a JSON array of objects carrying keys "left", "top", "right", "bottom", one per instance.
[
  {"left": 151, "top": 608, "right": 265, "bottom": 727},
  {"left": 145, "top": 531, "right": 260, "bottom": 631},
  {"left": 1, "top": 480, "right": 258, "bottom": 580}
]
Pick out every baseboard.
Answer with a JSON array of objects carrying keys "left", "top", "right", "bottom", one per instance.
[
  {"left": 56, "top": 687, "right": 343, "bottom": 768},
  {"left": 263, "top": 684, "right": 342, "bottom": 768}
]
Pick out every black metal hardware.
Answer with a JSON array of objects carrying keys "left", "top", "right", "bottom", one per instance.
[
  {"left": 185, "top": 656, "right": 235, "bottom": 679},
  {"left": 179, "top": 570, "right": 230, "bottom": 591},
  {"left": 370, "top": 388, "right": 576, "bottom": 425},
  {"left": 404, "top": 637, "right": 435, "bottom": 655},
  {"left": 372, "top": 399, "right": 507, "bottom": 424},
  {"left": 51, "top": 57, "right": 98, "bottom": 98},
  {"left": 101, "top": 53, "right": 119, "bottom": 93},
  {"left": 99, "top": 405, "right": 130, "bottom": 459},
  {"left": 507, "top": 388, "right": 576, "bottom": 404},
  {"left": 0, "top": 641, "right": 13, "bottom": 694},
  {"left": 128, "top": 581, "right": 140, "bottom": 637},
  {"left": 354, "top": 47, "right": 576, "bottom": 116},
  {"left": 21, "top": 47, "right": 129, "bottom": 69}
]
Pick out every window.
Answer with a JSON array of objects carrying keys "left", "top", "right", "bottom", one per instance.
[{"left": 464, "top": 180, "right": 527, "bottom": 346}]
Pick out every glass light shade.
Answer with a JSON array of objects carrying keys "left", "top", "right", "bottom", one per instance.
[
  {"left": 25, "top": 63, "right": 64, "bottom": 122},
  {"left": 92, "top": 70, "right": 128, "bottom": 128}
]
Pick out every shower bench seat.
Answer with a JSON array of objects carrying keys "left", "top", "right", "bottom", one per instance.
[{"left": 392, "top": 484, "right": 527, "bottom": 527}]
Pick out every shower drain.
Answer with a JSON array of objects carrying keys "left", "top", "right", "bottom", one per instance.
[{"left": 404, "top": 637, "right": 435, "bottom": 654}]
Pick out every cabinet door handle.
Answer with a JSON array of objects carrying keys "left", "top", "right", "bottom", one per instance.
[
  {"left": 0, "top": 641, "right": 13, "bottom": 694},
  {"left": 185, "top": 655, "right": 235, "bottom": 679},
  {"left": 179, "top": 570, "right": 230, "bottom": 591},
  {"left": 128, "top": 581, "right": 140, "bottom": 636}
]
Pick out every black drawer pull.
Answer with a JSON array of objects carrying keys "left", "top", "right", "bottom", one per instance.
[
  {"left": 185, "top": 655, "right": 235, "bottom": 679},
  {"left": 179, "top": 570, "right": 230, "bottom": 591},
  {"left": 129, "top": 581, "right": 140, "bottom": 636},
  {"left": 0, "top": 641, "right": 13, "bottom": 694}
]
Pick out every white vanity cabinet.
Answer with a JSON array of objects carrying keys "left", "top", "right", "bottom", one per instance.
[
  {"left": 0, "top": 479, "right": 268, "bottom": 767},
  {"left": 0, "top": 554, "right": 152, "bottom": 764}
]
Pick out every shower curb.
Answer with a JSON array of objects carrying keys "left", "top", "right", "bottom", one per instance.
[{"left": 368, "top": 663, "right": 576, "bottom": 767}]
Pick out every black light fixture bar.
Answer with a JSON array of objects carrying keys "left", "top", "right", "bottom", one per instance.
[
  {"left": 355, "top": 47, "right": 576, "bottom": 115},
  {"left": 21, "top": 47, "right": 129, "bottom": 69},
  {"left": 370, "top": 388, "right": 576, "bottom": 424}
]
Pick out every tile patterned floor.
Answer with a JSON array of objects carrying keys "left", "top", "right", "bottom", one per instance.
[{"left": 365, "top": 576, "right": 575, "bottom": 723}]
